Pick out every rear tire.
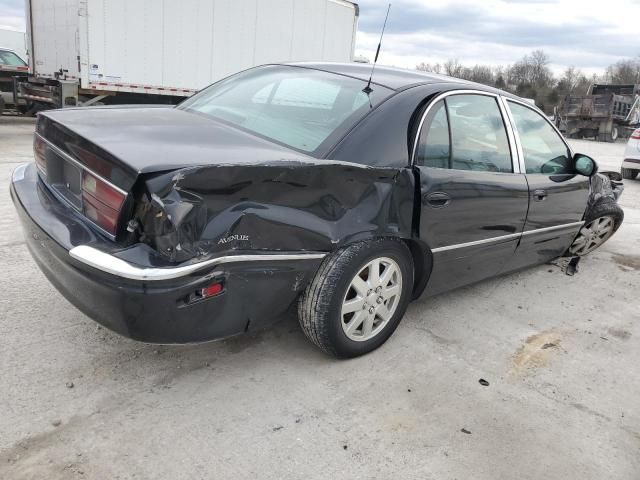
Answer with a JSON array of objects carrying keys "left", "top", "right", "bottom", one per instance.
[
  {"left": 568, "top": 202, "right": 623, "bottom": 256},
  {"left": 621, "top": 168, "right": 638, "bottom": 180},
  {"left": 0, "top": 97, "right": 5, "bottom": 116},
  {"left": 298, "top": 238, "right": 413, "bottom": 358},
  {"left": 610, "top": 127, "right": 619, "bottom": 142},
  {"left": 599, "top": 128, "right": 618, "bottom": 143}
]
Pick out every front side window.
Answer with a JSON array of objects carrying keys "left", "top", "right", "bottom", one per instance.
[
  {"left": 508, "top": 101, "right": 572, "bottom": 174},
  {"left": 416, "top": 94, "right": 513, "bottom": 173},
  {"left": 179, "top": 65, "right": 392, "bottom": 156}
]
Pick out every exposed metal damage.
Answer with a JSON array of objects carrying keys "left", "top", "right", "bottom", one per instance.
[{"left": 589, "top": 171, "right": 624, "bottom": 207}]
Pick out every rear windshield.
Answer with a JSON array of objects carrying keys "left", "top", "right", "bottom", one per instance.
[
  {"left": 178, "top": 65, "right": 393, "bottom": 157},
  {"left": 0, "top": 50, "right": 26, "bottom": 67}
]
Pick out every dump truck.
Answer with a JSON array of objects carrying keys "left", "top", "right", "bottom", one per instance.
[
  {"left": 556, "top": 84, "right": 640, "bottom": 142},
  {"left": 14, "top": 0, "right": 359, "bottom": 111}
]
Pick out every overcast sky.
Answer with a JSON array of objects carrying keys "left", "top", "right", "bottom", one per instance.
[
  {"left": 356, "top": 0, "right": 640, "bottom": 75},
  {"left": 1, "top": 0, "right": 639, "bottom": 75}
]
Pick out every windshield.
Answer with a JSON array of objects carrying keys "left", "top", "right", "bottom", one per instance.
[
  {"left": 178, "top": 65, "right": 393, "bottom": 156},
  {"left": 0, "top": 50, "right": 26, "bottom": 67}
]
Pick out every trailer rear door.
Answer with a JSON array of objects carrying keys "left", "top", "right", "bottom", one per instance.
[{"left": 29, "top": 0, "right": 81, "bottom": 80}]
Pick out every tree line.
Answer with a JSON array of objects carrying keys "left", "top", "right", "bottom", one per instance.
[{"left": 416, "top": 50, "right": 640, "bottom": 114}]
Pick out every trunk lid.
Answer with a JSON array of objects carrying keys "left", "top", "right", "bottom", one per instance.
[{"left": 38, "top": 106, "right": 311, "bottom": 182}]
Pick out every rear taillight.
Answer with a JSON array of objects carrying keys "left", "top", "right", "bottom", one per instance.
[
  {"left": 34, "top": 136, "right": 47, "bottom": 174},
  {"left": 81, "top": 171, "right": 126, "bottom": 236},
  {"left": 631, "top": 128, "right": 640, "bottom": 140}
]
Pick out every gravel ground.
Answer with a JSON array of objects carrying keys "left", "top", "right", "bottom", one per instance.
[{"left": 0, "top": 116, "right": 639, "bottom": 480}]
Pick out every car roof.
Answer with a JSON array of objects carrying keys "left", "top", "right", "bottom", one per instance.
[{"left": 284, "top": 61, "right": 484, "bottom": 91}]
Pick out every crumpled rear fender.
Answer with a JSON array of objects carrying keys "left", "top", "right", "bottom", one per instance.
[{"left": 136, "top": 162, "right": 416, "bottom": 262}]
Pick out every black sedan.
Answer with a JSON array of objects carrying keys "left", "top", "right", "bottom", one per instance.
[{"left": 10, "top": 63, "right": 624, "bottom": 358}]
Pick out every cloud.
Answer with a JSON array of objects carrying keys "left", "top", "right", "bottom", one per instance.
[
  {"left": 0, "top": 0, "right": 25, "bottom": 31},
  {"left": 355, "top": 0, "right": 640, "bottom": 74}
]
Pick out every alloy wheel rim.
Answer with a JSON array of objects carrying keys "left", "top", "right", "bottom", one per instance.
[
  {"left": 569, "top": 216, "right": 615, "bottom": 256},
  {"left": 341, "top": 257, "right": 402, "bottom": 342}
]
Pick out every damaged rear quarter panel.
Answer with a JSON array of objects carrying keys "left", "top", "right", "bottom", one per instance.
[{"left": 139, "top": 161, "right": 415, "bottom": 261}]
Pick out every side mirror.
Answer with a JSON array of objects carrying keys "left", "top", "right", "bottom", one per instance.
[{"left": 573, "top": 154, "right": 598, "bottom": 177}]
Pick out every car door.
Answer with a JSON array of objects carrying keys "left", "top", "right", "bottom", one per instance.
[
  {"left": 413, "top": 91, "right": 529, "bottom": 296},
  {"left": 503, "top": 99, "right": 589, "bottom": 271}
]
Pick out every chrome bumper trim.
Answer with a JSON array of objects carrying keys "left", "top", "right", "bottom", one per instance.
[
  {"left": 12, "top": 163, "right": 27, "bottom": 182},
  {"left": 69, "top": 245, "right": 327, "bottom": 281}
]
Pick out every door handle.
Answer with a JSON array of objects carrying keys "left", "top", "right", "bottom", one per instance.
[
  {"left": 423, "top": 191, "right": 451, "bottom": 208},
  {"left": 532, "top": 189, "right": 547, "bottom": 201}
]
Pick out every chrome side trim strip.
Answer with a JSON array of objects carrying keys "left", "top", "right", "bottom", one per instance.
[
  {"left": 431, "top": 221, "right": 584, "bottom": 253},
  {"left": 520, "top": 221, "right": 584, "bottom": 236},
  {"left": 69, "top": 245, "right": 327, "bottom": 281},
  {"left": 431, "top": 232, "right": 522, "bottom": 253}
]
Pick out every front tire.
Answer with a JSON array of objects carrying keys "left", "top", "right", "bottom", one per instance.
[
  {"left": 568, "top": 202, "right": 623, "bottom": 256},
  {"left": 298, "top": 238, "right": 413, "bottom": 358}
]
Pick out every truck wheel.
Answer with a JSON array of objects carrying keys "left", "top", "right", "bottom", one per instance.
[
  {"left": 621, "top": 168, "right": 638, "bottom": 180},
  {"left": 599, "top": 128, "right": 618, "bottom": 143},
  {"left": 0, "top": 97, "right": 5, "bottom": 116},
  {"left": 610, "top": 127, "right": 619, "bottom": 142},
  {"left": 568, "top": 202, "right": 623, "bottom": 256},
  {"left": 298, "top": 238, "right": 413, "bottom": 358}
]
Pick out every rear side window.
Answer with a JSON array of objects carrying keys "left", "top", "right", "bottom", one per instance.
[
  {"left": 415, "top": 100, "right": 450, "bottom": 168},
  {"left": 507, "top": 101, "right": 572, "bottom": 174},
  {"left": 416, "top": 94, "right": 513, "bottom": 173}
]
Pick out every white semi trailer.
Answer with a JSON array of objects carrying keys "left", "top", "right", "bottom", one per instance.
[{"left": 16, "top": 0, "right": 359, "bottom": 110}]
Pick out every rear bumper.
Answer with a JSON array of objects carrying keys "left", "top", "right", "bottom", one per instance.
[{"left": 11, "top": 163, "right": 325, "bottom": 343}]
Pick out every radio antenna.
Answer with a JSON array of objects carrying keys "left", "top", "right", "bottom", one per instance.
[{"left": 363, "top": 3, "right": 391, "bottom": 94}]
